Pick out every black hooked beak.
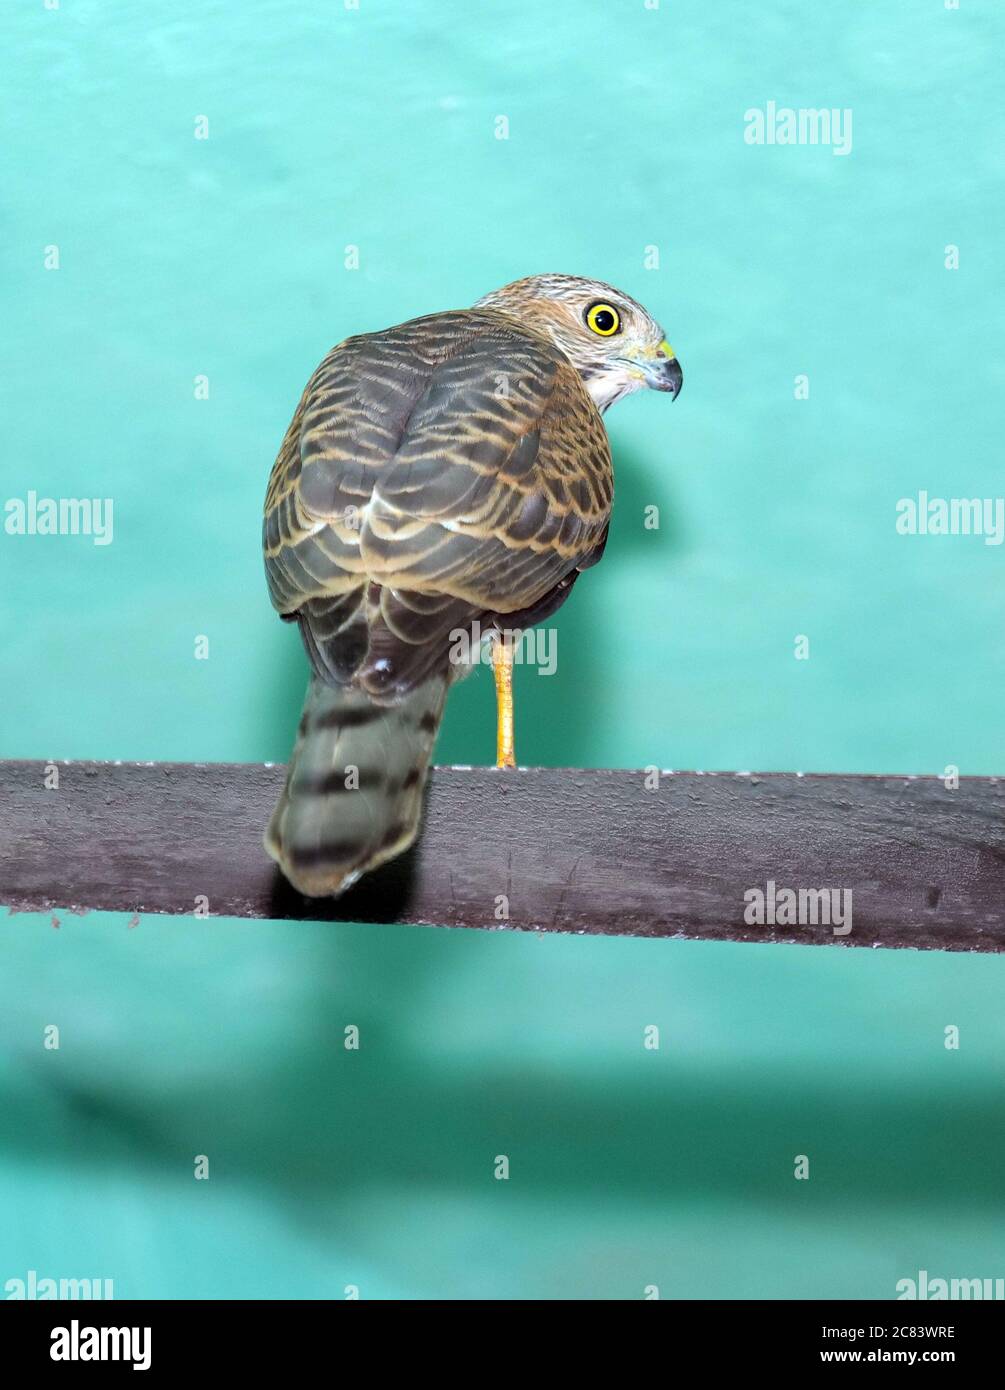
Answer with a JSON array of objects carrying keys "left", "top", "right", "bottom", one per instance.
[{"left": 651, "top": 354, "right": 683, "bottom": 398}]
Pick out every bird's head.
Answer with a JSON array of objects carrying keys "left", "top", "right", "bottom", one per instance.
[{"left": 473, "top": 272, "right": 682, "bottom": 413}]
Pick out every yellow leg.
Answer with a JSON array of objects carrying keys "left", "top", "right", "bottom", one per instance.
[{"left": 492, "top": 637, "right": 516, "bottom": 769}]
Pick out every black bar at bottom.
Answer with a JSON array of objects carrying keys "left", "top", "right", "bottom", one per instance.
[{"left": 0, "top": 1297, "right": 994, "bottom": 1372}]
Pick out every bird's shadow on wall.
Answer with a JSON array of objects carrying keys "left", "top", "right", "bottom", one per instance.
[{"left": 3, "top": 909, "right": 999, "bottom": 1297}]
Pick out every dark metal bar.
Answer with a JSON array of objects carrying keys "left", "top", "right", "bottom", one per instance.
[{"left": 1, "top": 760, "right": 1003, "bottom": 950}]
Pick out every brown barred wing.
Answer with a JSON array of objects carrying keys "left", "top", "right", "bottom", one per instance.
[{"left": 262, "top": 309, "right": 613, "bottom": 698}]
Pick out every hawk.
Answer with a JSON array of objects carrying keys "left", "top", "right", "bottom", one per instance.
[{"left": 263, "top": 274, "right": 682, "bottom": 896}]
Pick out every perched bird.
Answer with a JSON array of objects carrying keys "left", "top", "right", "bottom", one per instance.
[{"left": 263, "top": 274, "right": 682, "bottom": 897}]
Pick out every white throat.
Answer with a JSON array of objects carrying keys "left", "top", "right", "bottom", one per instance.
[{"left": 583, "top": 370, "right": 643, "bottom": 415}]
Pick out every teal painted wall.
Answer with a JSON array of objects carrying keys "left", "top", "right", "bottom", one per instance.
[{"left": 1, "top": 0, "right": 1003, "bottom": 1299}]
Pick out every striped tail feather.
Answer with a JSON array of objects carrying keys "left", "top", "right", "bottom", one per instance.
[{"left": 265, "top": 672, "right": 449, "bottom": 897}]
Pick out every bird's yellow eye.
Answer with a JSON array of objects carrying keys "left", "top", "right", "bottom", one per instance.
[{"left": 585, "top": 302, "right": 621, "bottom": 336}]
